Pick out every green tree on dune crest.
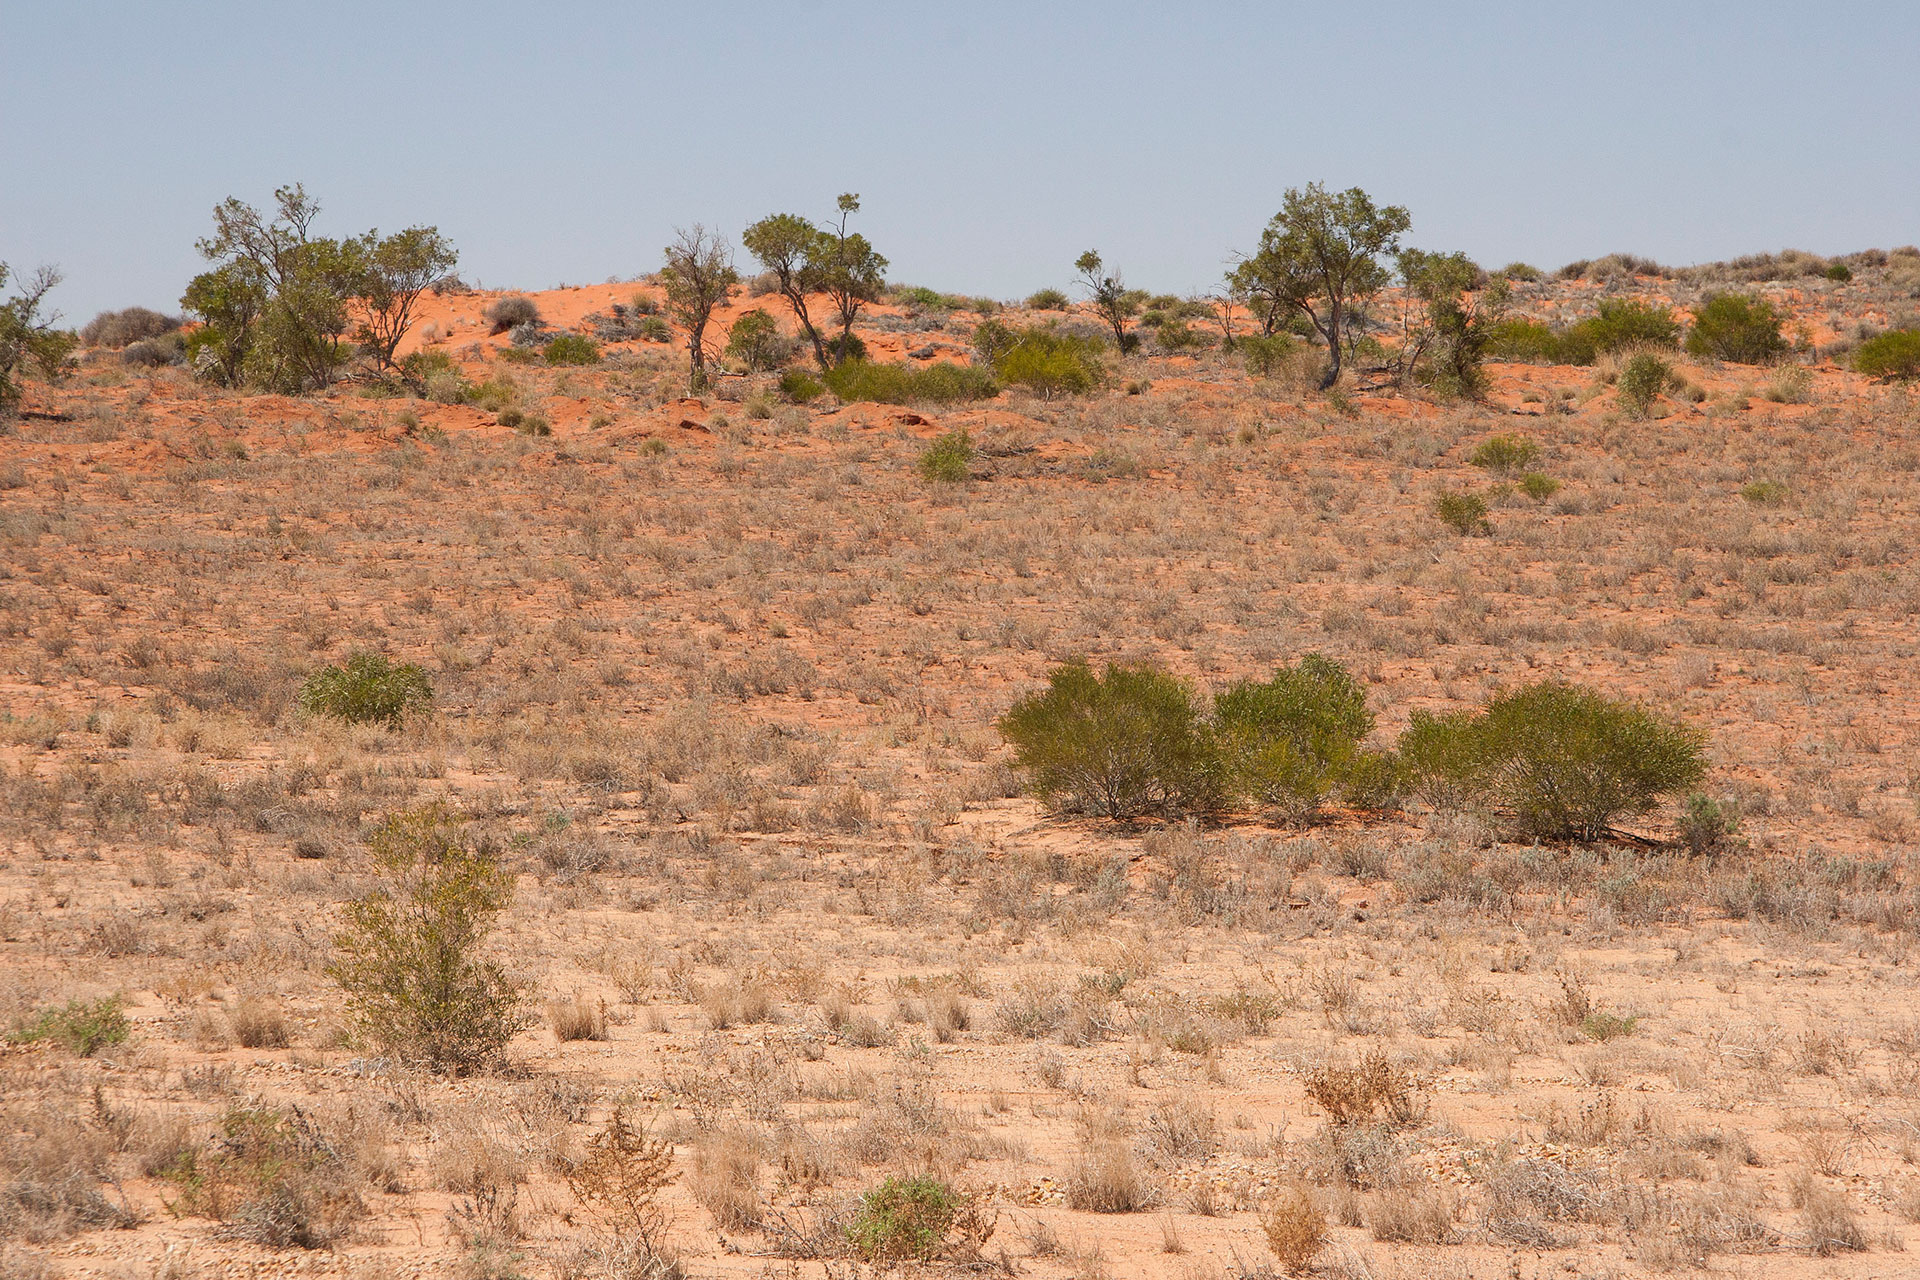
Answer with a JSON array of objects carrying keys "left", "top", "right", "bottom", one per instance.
[{"left": 1231, "top": 183, "right": 1410, "bottom": 388}]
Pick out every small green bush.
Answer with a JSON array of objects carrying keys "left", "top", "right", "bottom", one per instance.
[
  {"left": 1686, "top": 293, "right": 1787, "bottom": 364},
  {"left": 1468, "top": 435, "right": 1539, "bottom": 475},
  {"left": 1740, "top": 479, "right": 1789, "bottom": 505},
  {"left": 10, "top": 997, "right": 130, "bottom": 1056},
  {"left": 1026, "top": 288, "right": 1069, "bottom": 311},
  {"left": 1576, "top": 299, "right": 1679, "bottom": 353},
  {"left": 326, "top": 803, "right": 532, "bottom": 1074},
  {"left": 1238, "top": 332, "right": 1296, "bottom": 377},
  {"left": 824, "top": 358, "right": 997, "bottom": 405},
  {"left": 1581, "top": 1012, "right": 1639, "bottom": 1042},
  {"left": 1498, "top": 262, "right": 1543, "bottom": 282},
  {"left": 298, "top": 652, "right": 432, "bottom": 728},
  {"left": 847, "top": 1176, "right": 962, "bottom": 1264},
  {"left": 1825, "top": 262, "right": 1852, "bottom": 282},
  {"left": 1519, "top": 472, "right": 1561, "bottom": 501},
  {"left": 1396, "top": 709, "right": 1486, "bottom": 813},
  {"left": 998, "top": 660, "right": 1222, "bottom": 819},
  {"left": 994, "top": 329, "right": 1103, "bottom": 397},
  {"left": 918, "top": 429, "right": 975, "bottom": 484},
  {"left": 1486, "top": 319, "right": 1572, "bottom": 364},
  {"left": 1615, "top": 353, "right": 1672, "bottom": 418},
  {"left": 725, "top": 308, "right": 789, "bottom": 372},
  {"left": 1155, "top": 318, "right": 1204, "bottom": 350},
  {"left": 636, "top": 315, "right": 672, "bottom": 343},
  {"left": 779, "top": 368, "right": 824, "bottom": 403},
  {"left": 1854, "top": 329, "right": 1920, "bottom": 380},
  {"left": 1213, "top": 654, "right": 1376, "bottom": 823},
  {"left": 1398, "top": 683, "right": 1708, "bottom": 841},
  {"left": 1678, "top": 792, "right": 1741, "bottom": 855},
  {"left": 1434, "top": 491, "right": 1491, "bottom": 535},
  {"left": 543, "top": 334, "right": 601, "bottom": 365}
]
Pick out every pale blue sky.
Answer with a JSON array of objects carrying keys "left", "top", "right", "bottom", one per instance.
[{"left": 5, "top": 1, "right": 1916, "bottom": 322}]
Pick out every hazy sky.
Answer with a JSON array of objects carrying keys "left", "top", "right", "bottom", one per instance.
[{"left": 6, "top": 1, "right": 1917, "bottom": 322}]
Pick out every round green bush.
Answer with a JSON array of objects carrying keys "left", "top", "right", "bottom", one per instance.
[
  {"left": 298, "top": 652, "right": 433, "bottom": 728},
  {"left": 1026, "top": 288, "right": 1070, "bottom": 311},
  {"left": 1854, "top": 329, "right": 1920, "bottom": 380},
  {"left": 997, "top": 660, "right": 1222, "bottom": 819},
  {"left": 1615, "top": 353, "right": 1673, "bottom": 419},
  {"left": 1468, "top": 435, "right": 1539, "bottom": 475},
  {"left": 1213, "top": 654, "right": 1375, "bottom": 822},
  {"left": 918, "top": 429, "right": 974, "bottom": 484},
  {"left": 543, "top": 334, "right": 601, "bottom": 366},
  {"left": 1685, "top": 293, "right": 1787, "bottom": 364},
  {"left": 779, "top": 368, "right": 824, "bottom": 403},
  {"left": 1398, "top": 682, "right": 1707, "bottom": 841},
  {"left": 847, "top": 1176, "right": 961, "bottom": 1264}
]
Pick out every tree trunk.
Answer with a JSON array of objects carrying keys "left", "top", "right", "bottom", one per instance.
[
  {"left": 688, "top": 320, "right": 707, "bottom": 393},
  {"left": 1319, "top": 297, "right": 1343, "bottom": 390}
]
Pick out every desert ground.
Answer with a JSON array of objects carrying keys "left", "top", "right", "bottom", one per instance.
[{"left": 4, "top": 253, "right": 1920, "bottom": 1280}]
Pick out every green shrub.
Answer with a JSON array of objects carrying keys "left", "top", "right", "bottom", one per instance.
[
  {"left": 636, "top": 315, "right": 672, "bottom": 343},
  {"left": 1678, "top": 792, "right": 1741, "bottom": 855},
  {"left": 1498, "top": 262, "right": 1542, "bottom": 282},
  {"left": 1854, "top": 329, "right": 1920, "bottom": 380},
  {"left": 466, "top": 375, "right": 517, "bottom": 412},
  {"left": 779, "top": 368, "right": 824, "bottom": 403},
  {"left": 992, "top": 328, "right": 1103, "bottom": 397},
  {"left": 1026, "top": 288, "right": 1069, "bottom": 311},
  {"left": 1825, "top": 262, "right": 1853, "bottom": 282},
  {"left": 1396, "top": 709, "right": 1488, "bottom": 813},
  {"left": 918, "top": 429, "right": 974, "bottom": 484},
  {"left": 1581, "top": 1012, "right": 1639, "bottom": 1042},
  {"left": 1155, "top": 318, "right": 1203, "bottom": 350},
  {"left": 1615, "top": 353, "right": 1673, "bottom": 418},
  {"left": 1686, "top": 293, "right": 1787, "bottom": 363},
  {"left": 543, "top": 334, "right": 600, "bottom": 365},
  {"left": 1520, "top": 472, "right": 1561, "bottom": 501},
  {"left": 298, "top": 651, "right": 432, "bottom": 728},
  {"left": 1213, "top": 654, "right": 1376, "bottom": 823},
  {"left": 824, "top": 358, "right": 997, "bottom": 405},
  {"left": 1740, "top": 479, "right": 1789, "bottom": 505},
  {"left": 1434, "top": 491, "right": 1491, "bottom": 535},
  {"left": 1238, "top": 332, "right": 1296, "bottom": 377},
  {"left": 725, "top": 308, "right": 788, "bottom": 372},
  {"left": 1468, "top": 435, "right": 1539, "bottom": 475},
  {"left": 998, "top": 660, "right": 1222, "bottom": 819},
  {"left": 325, "top": 803, "right": 532, "bottom": 1074},
  {"left": 1398, "top": 683, "right": 1708, "bottom": 841},
  {"left": 847, "top": 1176, "right": 962, "bottom": 1264},
  {"left": 1486, "top": 319, "right": 1571, "bottom": 364},
  {"left": 1576, "top": 299, "right": 1679, "bottom": 353},
  {"left": 398, "top": 349, "right": 466, "bottom": 403},
  {"left": 10, "top": 996, "right": 130, "bottom": 1056}
]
